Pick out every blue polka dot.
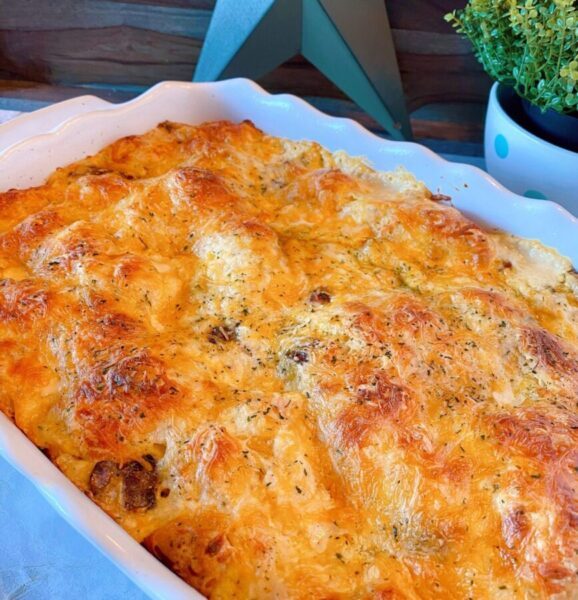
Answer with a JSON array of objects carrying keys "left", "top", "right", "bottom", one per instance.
[
  {"left": 494, "top": 134, "right": 509, "bottom": 158},
  {"left": 523, "top": 189, "right": 548, "bottom": 200}
]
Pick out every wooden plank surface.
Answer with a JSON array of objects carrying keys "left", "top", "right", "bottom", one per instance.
[
  {"left": 0, "top": 1, "right": 212, "bottom": 37},
  {"left": 0, "top": 0, "right": 491, "bottom": 148}
]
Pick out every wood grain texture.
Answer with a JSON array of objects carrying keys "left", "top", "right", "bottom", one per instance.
[
  {"left": 386, "top": 0, "right": 461, "bottom": 33},
  {"left": 0, "top": 0, "right": 492, "bottom": 144},
  {"left": 0, "top": 26, "right": 200, "bottom": 85},
  {"left": 0, "top": 79, "right": 138, "bottom": 110},
  {"left": 0, "top": 1, "right": 212, "bottom": 37},
  {"left": 111, "top": 0, "right": 215, "bottom": 8}
]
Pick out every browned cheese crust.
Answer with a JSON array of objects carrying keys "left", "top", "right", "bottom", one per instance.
[{"left": 1, "top": 120, "right": 577, "bottom": 599}]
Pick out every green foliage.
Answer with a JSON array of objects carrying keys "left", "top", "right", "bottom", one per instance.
[{"left": 445, "top": 0, "right": 578, "bottom": 113}]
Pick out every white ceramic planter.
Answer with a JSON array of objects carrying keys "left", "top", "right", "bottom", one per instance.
[{"left": 485, "top": 82, "right": 578, "bottom": 216}]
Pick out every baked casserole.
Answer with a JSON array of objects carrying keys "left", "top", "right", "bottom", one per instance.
[{"left": 0, "top": 120, "right": 577, "bottom": 598}]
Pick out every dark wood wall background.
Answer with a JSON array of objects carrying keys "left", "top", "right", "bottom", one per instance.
[{"left": 0, "top": 0, "right": 490, "bottom": 155}]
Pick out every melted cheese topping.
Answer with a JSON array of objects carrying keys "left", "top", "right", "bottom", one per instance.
[{"left": 1, "top": 120, "right": 577, "bottom": 599}]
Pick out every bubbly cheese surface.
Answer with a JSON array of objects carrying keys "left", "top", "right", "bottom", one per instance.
[{"left": 1, "top": 120, "right": 577, "bottom": 599}]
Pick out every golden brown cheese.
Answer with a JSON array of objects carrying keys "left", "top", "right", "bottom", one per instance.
[{"left": 1, "top": 119, "right": 577, "bottom": 599}]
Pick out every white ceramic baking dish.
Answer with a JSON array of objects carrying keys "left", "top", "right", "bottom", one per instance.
[{"left": 0, "top": 79, "right": 577, "bottom": 600}]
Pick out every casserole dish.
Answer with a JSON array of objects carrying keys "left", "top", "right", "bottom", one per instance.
[{"left": 0, "top": 79, "right": 577, "bottom": 599}]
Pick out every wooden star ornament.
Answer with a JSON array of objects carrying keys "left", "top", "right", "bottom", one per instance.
[{"left": 194, "top": 0, "right": 412, "bottom": 140}]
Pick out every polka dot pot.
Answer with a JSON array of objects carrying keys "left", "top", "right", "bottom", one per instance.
[{"left": 485, "top": 83, "right": 578, "bottom": 216}]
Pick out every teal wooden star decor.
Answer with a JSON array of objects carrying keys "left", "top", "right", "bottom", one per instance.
[{"left": 194, "top": 0, "right": 412, "bottom": 140}]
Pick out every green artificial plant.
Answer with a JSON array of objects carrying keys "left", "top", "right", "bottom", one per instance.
[{"left": 446, "top": 0, "right": 578, "bottom": 113}]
